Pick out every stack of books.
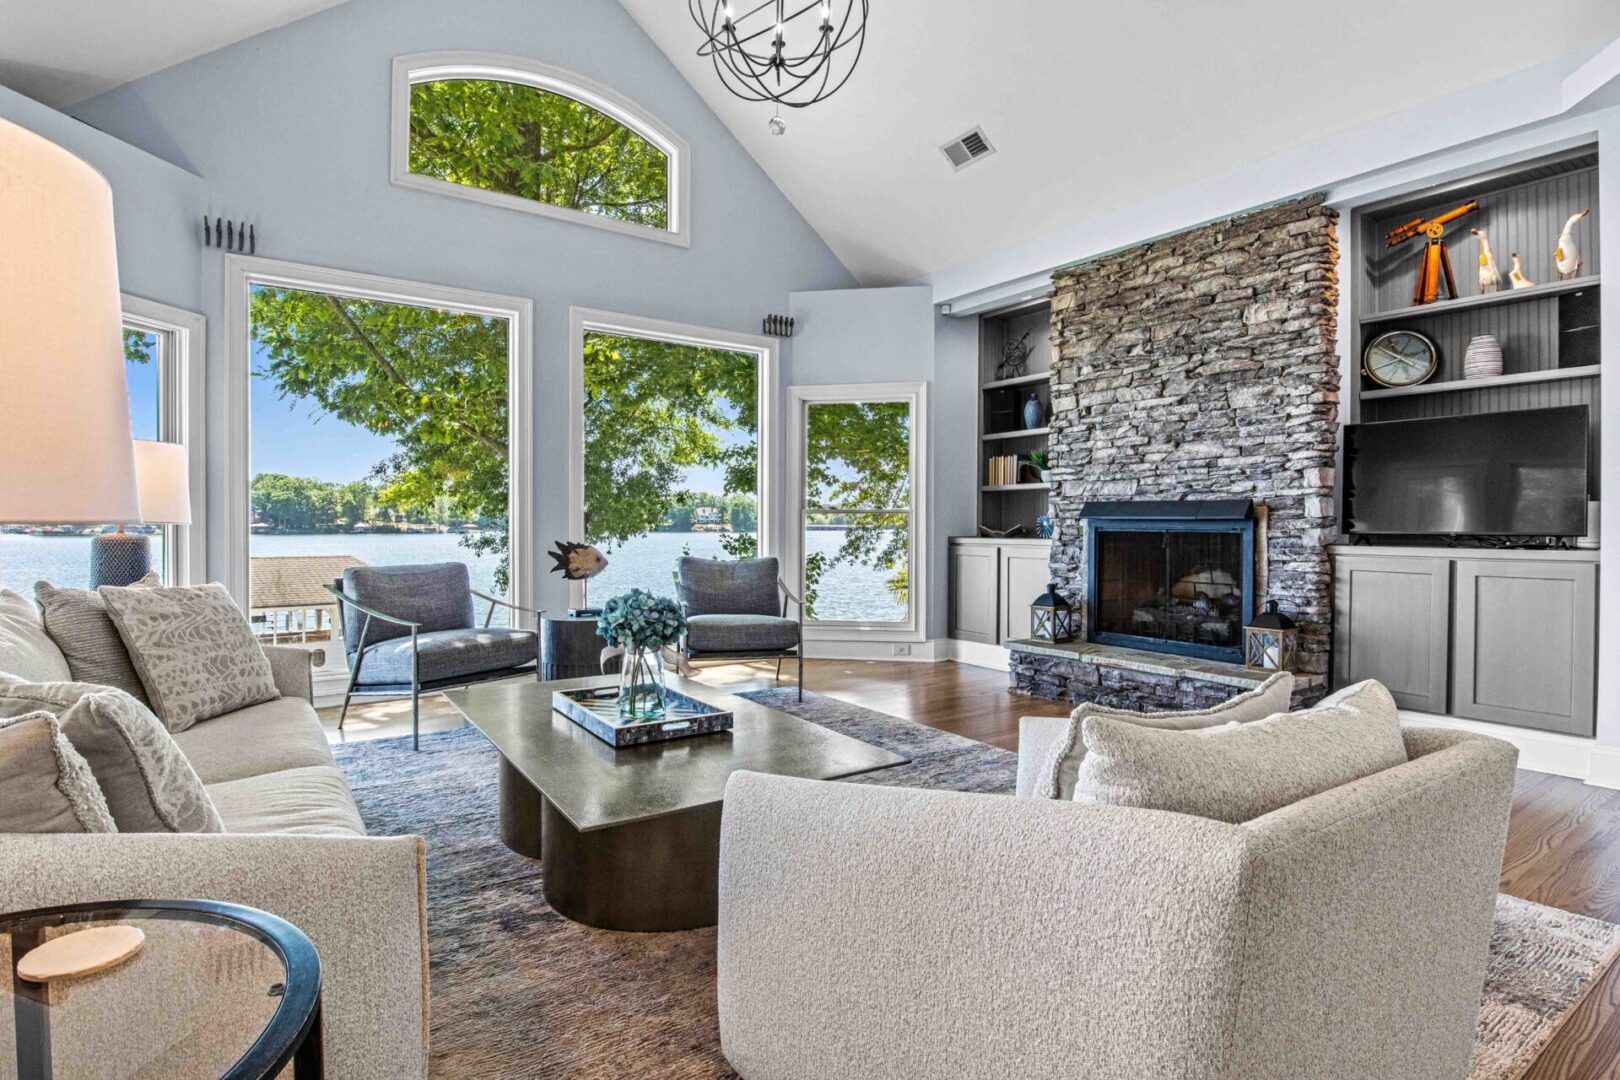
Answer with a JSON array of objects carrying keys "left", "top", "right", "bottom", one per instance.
[{"left": 986, "top": 455, "right": 1021, "bottom": 486}]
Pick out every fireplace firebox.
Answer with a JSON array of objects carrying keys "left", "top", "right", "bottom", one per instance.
[{"left": 1082, "top": 500, "right": 1256, "bottom": 664}]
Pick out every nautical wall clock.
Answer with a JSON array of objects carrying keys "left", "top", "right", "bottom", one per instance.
[{"left": 1362, "top": 329, "right": 1438, "bottom": 388}]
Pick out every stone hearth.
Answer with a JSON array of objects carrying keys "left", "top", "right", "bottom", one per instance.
[{"left": 1008, "top": 639, "right": 1325, "bottom": 712}]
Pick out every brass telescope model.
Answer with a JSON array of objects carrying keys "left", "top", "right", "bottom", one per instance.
[{"left": 1386, "top": 199, "right": 1479, "bottom": 305}]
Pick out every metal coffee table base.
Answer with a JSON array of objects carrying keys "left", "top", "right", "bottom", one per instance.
[{"left": 497, "top": 756, "right": 722, "bottom": 932}]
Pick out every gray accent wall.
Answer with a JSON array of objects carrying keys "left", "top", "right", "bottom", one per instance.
[{"left": 61, "top": 0, "right": 856, "bottom": 611}]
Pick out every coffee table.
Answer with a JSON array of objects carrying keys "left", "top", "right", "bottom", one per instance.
[{"left": 446, "top": 674, "right": 906, "bottom": 931}]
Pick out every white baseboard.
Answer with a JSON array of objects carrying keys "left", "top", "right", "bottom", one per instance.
[
  {"left": 1397, "top": 708, "right": 1620, "bottom": 787},
  {"left": 946, "top": 638, "right": 1011, "bottom": 671},
  {"left": 801, "top": 639, "right": 947, "bottom": 662}
]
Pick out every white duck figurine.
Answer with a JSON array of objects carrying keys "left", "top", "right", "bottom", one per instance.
[
  {"left": 1555, "top": 208, "right": 1589, "bottom": 279},
  {"left": 1508, "top": 252, "right": 1534, "bottom": 290},
  {"left": 1471, "top": 228, "right": 1501, "bottom": 293}
]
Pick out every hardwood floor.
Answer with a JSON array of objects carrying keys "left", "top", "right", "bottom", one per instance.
[{"left": 319, "top": 659, "right": 1620, "bottom": 1078}]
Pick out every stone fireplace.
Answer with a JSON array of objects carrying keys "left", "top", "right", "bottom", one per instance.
[
  {"left": 1009, "top": 196, "right": 1339, "bottom": 711},
  {"left": 1084, "top": 500, "right": 1254, "bottom": 664}
]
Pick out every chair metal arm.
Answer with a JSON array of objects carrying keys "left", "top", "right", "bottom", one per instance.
[
  {"left": 472, "top": 589, "right": 546, "bottom": 628},
  {"left": 779, "top": 577, "right": 805, "bottom": 621},
  {"left": 321, "top": 584, "right": 422, "bottom": 629}
]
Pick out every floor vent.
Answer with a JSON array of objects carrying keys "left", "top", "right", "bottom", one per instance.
[{"left": 941, "top": 127, "right": 995, "bottom": 170}]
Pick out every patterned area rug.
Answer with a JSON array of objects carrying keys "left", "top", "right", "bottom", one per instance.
[{"left": 331, "top": 688, "right": 1620, "bottom": 1079}]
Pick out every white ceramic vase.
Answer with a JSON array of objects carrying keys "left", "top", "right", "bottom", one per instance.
[{"left": 1463, "top": 335, "right": 1503, "bottom": 380}]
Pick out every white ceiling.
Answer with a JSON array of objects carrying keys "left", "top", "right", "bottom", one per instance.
[
  {"left": 622, "top": 0, "right": 1620, "bottom": 285},
  {"left": 0, "top": 0, "right": 350, "bottom": 108}
]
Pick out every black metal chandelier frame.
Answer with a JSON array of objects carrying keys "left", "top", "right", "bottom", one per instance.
[{"left": 689, "top": 0, "right": 869, "bottom": 109}]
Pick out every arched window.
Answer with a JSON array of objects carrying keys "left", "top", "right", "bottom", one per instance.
[{"left": 391, "top": 53, "right": 690, "bottom": 246}]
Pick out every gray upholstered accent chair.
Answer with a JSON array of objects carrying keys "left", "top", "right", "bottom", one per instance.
[
  {"left": 717, "top": 724, "right": 1519, "bottom": 1079},
  {"left": 326, "top": 562, "right": 540, "bottom": 749},
  {"left": 673, "top": 556, "right": 804, "bottom": 699}
]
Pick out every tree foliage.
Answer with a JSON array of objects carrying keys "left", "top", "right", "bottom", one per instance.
[
  {"left": 803, "top": 401, "right": 913, "bottom": 618},
  {"left": 582, "top": 333, "right": 757, "bottom": 551},
  {"left": 250, "top": 473, "right": 376, "bottom": 532},
  {"left": 409, "top": 80, "right": 669, "bottom": 230},
  {"left": 250, "top": 286, "right": 511, "bottom": 585}
]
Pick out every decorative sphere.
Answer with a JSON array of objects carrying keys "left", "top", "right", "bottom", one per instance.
[{"left": 768, "top": 114, "right": 787, "bottom": 136}]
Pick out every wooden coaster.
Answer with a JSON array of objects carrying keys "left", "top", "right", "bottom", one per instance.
[{"left": 17, "top": 925, "right": 145, "bottom": 982}]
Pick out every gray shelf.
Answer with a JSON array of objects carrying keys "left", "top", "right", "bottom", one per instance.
[
  {"left": 982, "top": 427, "right": 1051, "bottom": 441},
  {"left": 1360, "top": 364, "right": 1601, "bottom": 400},
  {"left": 981, "top": 371, "right": 1052, "bottom": 391},
  {"left": 1361, "top": 275, "right": 1599, "bottom": 326},
  {"left": 981, "top": 483, "right": 1050, "bottom": 492}
]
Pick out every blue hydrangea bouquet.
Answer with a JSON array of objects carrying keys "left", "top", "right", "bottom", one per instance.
[{"left": 597, "top": 589, "right": 687, "bottom": 719}]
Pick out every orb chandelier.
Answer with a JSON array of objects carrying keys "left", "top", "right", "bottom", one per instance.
[{"left": 689, "top": 0, "right": 869, "bottom": 135}]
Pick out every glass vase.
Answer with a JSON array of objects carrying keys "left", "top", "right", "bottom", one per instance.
[{"left": 617, "top": 646, "right": 668, "bottom": 720}]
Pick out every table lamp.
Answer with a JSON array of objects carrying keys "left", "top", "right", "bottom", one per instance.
[
  {"left": 0, "top": 117, "right": 141, "bottom": 583},
  {"left": 93, "top": 441, "right": 191, "bottom": 587}
]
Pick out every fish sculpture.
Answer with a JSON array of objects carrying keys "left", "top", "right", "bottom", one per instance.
[
  {"left": 1508, "top": 253, "right": 1535, "bottom": 290},
  {"left": 1470, "top": 228, "right": 1501, "bottom": 293},
  {"left": 547, "top": 540, "right": 609, "bottom": 580},
  {"left": 1555, "top": 208, "right": 1589, "bottom": 279}
]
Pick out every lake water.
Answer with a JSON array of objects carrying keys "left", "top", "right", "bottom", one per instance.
[{"left": 0, "top": 528, "right": 905, "bottom": 623}]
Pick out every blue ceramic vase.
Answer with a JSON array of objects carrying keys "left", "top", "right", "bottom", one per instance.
[{"left": 1022, "top": 393, "right": 1044, "bottom": 430}]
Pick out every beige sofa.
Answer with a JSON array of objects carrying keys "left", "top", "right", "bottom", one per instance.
[
  {"left": 0, "top": 644, "right": 429, "bottom": 1080},
  {"left": 718, "top": 721, "right": 1517, "bottom": 1080}
]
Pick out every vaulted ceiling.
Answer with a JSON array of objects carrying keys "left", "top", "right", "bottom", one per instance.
[
  {"left": 623, "top": 0, "right": 1620, "bottom": 285},
  {"left": 0, "top": 0, "right": 349, "bottom": 108},
  {"left": 4, "top": 1, "right": 1619, "bottom": 289}
]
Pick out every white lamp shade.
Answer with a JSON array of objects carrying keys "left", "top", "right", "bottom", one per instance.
[
  {"left": 133, "top": 440, "right": 191, "bottom": 525},
  {"left": 0, "top": 117, "right": 140, "bottom": 524}
]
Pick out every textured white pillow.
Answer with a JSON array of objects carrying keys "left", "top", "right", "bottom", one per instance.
[
  {"left": 0, "top": 711, "right": 117, "bottom": 833},
  {"left": 99, "top": 583, "right": 280, "bottom": 733},
  {"left": 0, "top": 588, "right": 72, "bottom": 683},
  {"left": 1073, "top": 680, "right": 1407, "bottom": 823},
  {"left": 0, "top": 675, "right": 223, "bottom": 833},
  {"left": 1034, "top": 670, "right": 1295, "bottom": 799}
]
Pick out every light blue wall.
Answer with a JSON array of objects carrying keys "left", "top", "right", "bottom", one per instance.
[
  {"left": 0, "top": 84, "right": 203, "bottom": 314},
  {"left": 786, "top": 286, "right": 977, "bottom": 639},
  {"left": 67, "top": 0, "right": 856, "bottom": 609}
]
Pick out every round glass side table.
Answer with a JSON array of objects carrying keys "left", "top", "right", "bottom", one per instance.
[{"left": 1, "top": 899, "right": 322, "bottom": 1080}]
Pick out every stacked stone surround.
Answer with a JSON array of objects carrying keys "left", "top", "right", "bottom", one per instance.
[{"left": 1011, "top": 196, "right": 1339, "bottom": 708}]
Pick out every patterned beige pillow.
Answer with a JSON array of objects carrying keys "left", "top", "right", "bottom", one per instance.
[
  {"left": 0, "top": 675, "right": 223, "bottom": 832},
  {"left": 35, "top": 571, "right": 161, "bottom": 704},
  {"left": 1035, "top": 671, "right": 1295, "bottom": 799},
  {"left": 1073, "top": 680, "right": 1408, "bottom": 823},
  {"left": 0, "top": 711, "right": 117, "bottom": 833},
  {"left": 99, "top": 583, "right": 280, "bottom": 733}
]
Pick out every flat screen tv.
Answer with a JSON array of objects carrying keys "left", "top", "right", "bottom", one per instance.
[{"left": 1344, "top": 406, "right": 1589, "bottom": 538}]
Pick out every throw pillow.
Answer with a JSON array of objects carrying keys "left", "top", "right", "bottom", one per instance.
[
  {"left": 99, "top": 583, "right": 279, "bottom": 733},
  {"left": 1072, "top": 680, "right": 1407, "bottom": 823},
  {"left": 35, "top": 572, "right": 161, "bottom": 704},
  {"left": 0, "top": 588, "right": 72, "bottom": 682},
  {"left": 0, "top": 675, "right": 222, "bottom": 833},
  {"left": 1034, "top": 670, "right": 1295, "bottom": 800},
  {"left": 0, "top": 711, "right": 117, "bottom": 833}
]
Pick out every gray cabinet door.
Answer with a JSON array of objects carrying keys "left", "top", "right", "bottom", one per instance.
[
  {"left": 1452, "top": 560, "right": 1597, "bottom": 735},
  {"left": 949, "top": 546, "right": 998, "bottom": 644},
  {"left": 999, "top": 547, "right": 1052, "bottom": 645},
  {"left": 1333, "top": 555, "right": 1451, "bottom": 713}
]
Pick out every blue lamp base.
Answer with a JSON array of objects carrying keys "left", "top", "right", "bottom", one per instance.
[{"left": 90, "top": 530, "right": 152, "bottom": 588}]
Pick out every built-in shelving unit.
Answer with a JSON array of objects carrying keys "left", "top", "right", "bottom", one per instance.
[
  {"left": 976, "top": 298, "right": 1054, "bottom": 538},
  {"left": 1351, "top": 146, "right": 1603, "bottom": 497}
]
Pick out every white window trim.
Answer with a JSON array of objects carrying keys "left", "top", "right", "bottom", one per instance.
[
  {"left": 120, "top": 294, "right": 206, "bottom": 587},
  {"left": 786, "top": 382, "right": 928, "bottom": 643},
  {"left": 223, "top": 255, "right": 536, "bottom": 624},
  {"left": 390, "top": 51, "right": 692, "bottom": 248},
  {"left": 568, "top": 307, "right": 779, "bottom": 611}
]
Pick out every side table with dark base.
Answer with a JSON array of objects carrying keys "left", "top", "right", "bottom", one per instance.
[{"left": 448, "top": 674, "right": 908, "bottom": 932}]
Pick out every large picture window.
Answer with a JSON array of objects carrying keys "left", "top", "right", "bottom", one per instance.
[
  {"left": 788, "top": 383, "right": 927, "bottom": 637},
  {"left": 392, "top": 53, "right": 689, "bottom": 245}
]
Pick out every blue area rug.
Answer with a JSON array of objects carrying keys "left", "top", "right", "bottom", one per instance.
[{"left": 330, "top": 688, "right": 1015, "bottom": 1078}]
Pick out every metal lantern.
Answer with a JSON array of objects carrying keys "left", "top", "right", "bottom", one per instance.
[
  {"left": 1030, "top": 583, "right": 1075, "bottom": 644},
  {"left": 1244, "top": 599, "right": 1298, "bottom": 671}
]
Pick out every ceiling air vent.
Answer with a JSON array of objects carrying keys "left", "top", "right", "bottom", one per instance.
[{"left": 941, "top": 127, "right": 995, "bottom": 171}]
